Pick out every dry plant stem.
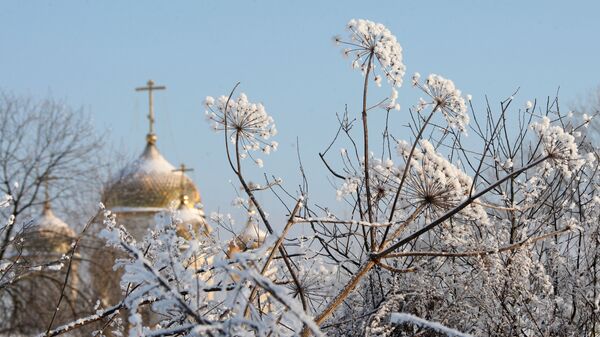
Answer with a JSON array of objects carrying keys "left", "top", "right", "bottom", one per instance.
[
  {"left": 233, "top": 135, "right": 308, "bottom": 311},
  {"left": 39, "top": 297, "right": 156, "bottom": 337},
  {"left": 381, "top": 106, "right": 438, "bottom": 248},
  {"left": 45, "top": 214, "right": 95, "bottom": 334},
  {"left": 304, "top": 157, "right": 550, "bottom": 335},
  {"left": 301, "top": 207, "right": 423, "bottom": 336},
  {"left": 222, "top": 82, "right": 241, "bottom": 175},
  {"left": 259, "top": 199, "right": 303, "bottom": 278},
  {"left": 220, "top": 83, "right": 307, "bottom": 310},
  {"left": 381, "top": 204, "right": 425, "bottom": 245},
  {"left": 376, "top": 262, "right": 416, "bottom": 273},
  {"left": 222, "top": 98, "right": 308, "bottom": 312},
  {"left": 361, "top": 53, "right": 375, "bottom": 248},
  {"left": 244, "top": 198, "right": 303, "bottom": 316},
  {"left": 373, "top": 154, "right": 550, "bottom": 259},
  {"left": 385, "top": 226, "right": 573, "bottom": 258},
  {"left": 310, "top": 260, "right": 376, "bottom": 333},
  {"left": 293, "top": 217, "right": 393, "bottom": 227}
]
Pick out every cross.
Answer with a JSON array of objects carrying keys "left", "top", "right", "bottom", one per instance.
[
  {"left": 135, "top": 80, "right": 166, "bottom": 139},
  {"left": 41, "top": 175, "right": 58, "bottom": 211},
  {"left": 173, "top": 163, "right": 194, "bottom": 201}
]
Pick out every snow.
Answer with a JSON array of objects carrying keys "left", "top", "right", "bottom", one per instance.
[
  {"left": 131, "top": 145, "right": 174, "bottom": 173},
  {"left": 205, "top": 92, "right": 277, "bottom": 168},
  {"left": 109, "top": 206, "right": 166, "bottom": 213},
  {"left": 390, "top": 313, "right": 472, "bottom": 337},
  {"left": 108, "top": 142, "right": 178, "bottom": 185},
  {"left": 35, "top": 208, "right": 75, "bottom": 235},
  {"left": 415, "top": 73, "right": 469, "bottom": 132},
  {"left": 342, "top": 19, "right": 406, "bottom": 87}
]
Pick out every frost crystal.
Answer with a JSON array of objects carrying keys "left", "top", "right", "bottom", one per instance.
[
  {"left": 0, "top": 194, "right": 11, "bottom": 208},
  {"left": 338, "top": 19, "right": 406, "bottom": 87},
  {"left": 414, "top": 74, "right": 469, "bottom": 132},
  {"left": 530, "top": 116, "right": 583, "bottom": 178},
  {"left": 526, "top": 100, "right": 533, "bottom": 109},
  {"left": 583, "top": 113, "right": 592, "bottom": 127},
  {"left": 205, "top": 93, "right": 277, "bottom": 165},
  {"left": 400, "top": 140, "right": 487, "bottom": 224}
]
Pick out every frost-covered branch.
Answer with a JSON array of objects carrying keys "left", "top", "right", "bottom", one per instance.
[{"left": 390, "top": 313, "right": 472, "bottom": 337}]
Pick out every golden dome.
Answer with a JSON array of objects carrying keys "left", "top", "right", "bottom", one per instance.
[
  {"left": 234, "top": 219, "right": 267, "bottom": 250},
  {"left": 25, "top": 206, "right": 75, "bottom": 254},
  {"left": 102, "top": 142, "right": 201, "bottom": 209},
  {"left": 229, "top": 203, "right": 267, "bottom": 254},
  {"left": 35, "top": 208, "right": 75, "bottom": 236},
  {"left": 227, "top": 218, "right": 267, "bottom": 257},
  {"left": 174, "top": 195, "right": 211, "bottom": 239}
]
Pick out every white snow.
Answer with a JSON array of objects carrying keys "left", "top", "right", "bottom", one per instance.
[{"left": 390, "top": 313, "right": 472, "bottom": 337}]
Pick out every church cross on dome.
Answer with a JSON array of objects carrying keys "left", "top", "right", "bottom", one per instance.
[
  {"left": 135, "top": 79, "right": 166, "bottom": 144},
  {"left": 41, "top": 174, "right": 58, "bottom": 211},
  {"left": 173, "top": 163, "right": 194, "bottom": 205}
]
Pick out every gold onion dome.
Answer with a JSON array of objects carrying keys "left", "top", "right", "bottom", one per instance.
[
  {"left": 175, "top": 195, "right": 211, "bottom": 238},
  {"left": 102, "top": 141, "right": 201, "bottom": 210},
  {"left": 35, "top": 208, "right": 75, "bottom": 237},
  {"left": 26, "top": 202, "right": 75, "bottom": 254},
  {"left": 229, "top": 202, "right": 267, "bottom": 255},
  {"left": 235, "top": 218, "right": 267, "bottom": 250}
]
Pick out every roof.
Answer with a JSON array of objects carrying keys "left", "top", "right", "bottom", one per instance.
[{"left": 102, "top": 142, "right": 201, "bottom": 209}]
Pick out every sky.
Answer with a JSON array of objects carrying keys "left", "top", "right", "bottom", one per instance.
[{"left": 1, "top": 0, "right": 599, "bottom": 228}]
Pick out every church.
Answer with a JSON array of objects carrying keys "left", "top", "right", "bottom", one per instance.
[
  {"left": 100, "top": 80, "right": 209, "bottom": 241},
  {"left": 87, "top": 80, "right": 213, "bottom": 314},
  {"left": 1, "top": 79, "right": 268, "bottom": 335}
]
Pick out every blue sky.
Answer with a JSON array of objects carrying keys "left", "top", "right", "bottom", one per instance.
[{"left": 1, "top": 1, "right": 599, "bottom": 227}]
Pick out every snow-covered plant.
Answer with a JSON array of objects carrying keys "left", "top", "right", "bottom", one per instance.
[
  {"left": 48, "top": 18, "right": 600, "bottom": 337},
  {"left": 205, "top": 93, "right": 278, "bottom": 165},
  {"left": 413, "top": 73, "right": 469, "bottom": 132},
  {"left": 43, "top": 209, "right": 323, "bottom": 337},
  {"left": 296, "top": 19, "right": 600, "bottom": 337},
  {"left": 400, "top": 140, "right": 486, "bottom": 223},
  {"left": 336, "top": 19, "right": 406, "bottom": 87},
  {"left": 531, "top": 116, "right": 584, "bottom": 178}
]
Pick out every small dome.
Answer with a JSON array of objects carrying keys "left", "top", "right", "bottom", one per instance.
[
  {"left": 231, "top": 214, "right": 267, "bottom": 252},
  {"left": 102, "top": 142, "right": 200, "bottom": 209},
  {"left": 227, "top": 200, "right": 268, "bottom": 256},
  {"left": 25, "top": 207, "right": 75, "bottom": 254},
  {"left": 174, "top": 195, "right": 211, "bottom": 239},
  {"left": 35, "top": 208, "right": 75, "bottom": 237}
]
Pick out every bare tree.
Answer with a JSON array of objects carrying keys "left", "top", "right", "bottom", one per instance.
[
  {"left": 0, "top": 91, "right": 107, "bottom": 335},
  {"left": 0, "top": 91, "right": 104, "bottom": 260}
]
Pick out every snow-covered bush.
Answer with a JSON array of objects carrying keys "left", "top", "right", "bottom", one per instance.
[{"left": 44, "top": 18, "right": 599, "bottom": 337}]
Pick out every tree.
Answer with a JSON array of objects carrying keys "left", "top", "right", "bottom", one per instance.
[
  {"left": 35, "top": 19, "right": 600, "bottom": 337},
  {"left": 0, "top": 92, "right": 106, "bottom": 335},
  {"left": 0, "top": 91, "right": 104, "bottom": 260}
]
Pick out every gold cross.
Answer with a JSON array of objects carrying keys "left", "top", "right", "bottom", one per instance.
[
  {"left": 136, "top": 80, "right": 166, "bottom": 142},
  {"left": 173, "top": 164, "right": 194, "bottom": 202},
  {"left": 41, "top": 175, "right": 58, "bottom": 211}
]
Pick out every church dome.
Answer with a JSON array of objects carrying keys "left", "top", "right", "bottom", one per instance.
[
  {"left": 228, "top": 203, "right": 267, "bottom": 256},
  {"left": 25, "top": 206, "right": 75, "bottom": 254},
  {"left": 234, "top": 219, "right": 267, "bottom": 250},
  {"left": 102, "top": 142, "right": 201, "bottom": 210},
  {"left": 35, "top": 208, "right": 75, "bottom": 237},
  {"left": 174, "top": 195, "right": 211, "bottom": 239}
]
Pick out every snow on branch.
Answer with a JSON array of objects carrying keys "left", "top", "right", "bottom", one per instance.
[{"left": 390, "top": 313, "right": 472, "bottom": 337}]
